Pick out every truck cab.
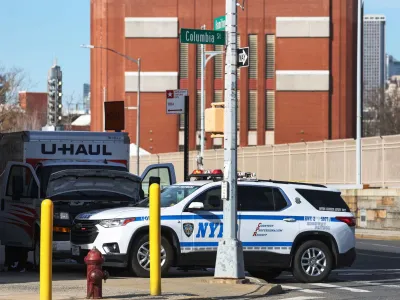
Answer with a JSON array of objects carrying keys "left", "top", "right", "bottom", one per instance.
[{"left": 0, "top": 158, "right": 176, "bottom": 268}]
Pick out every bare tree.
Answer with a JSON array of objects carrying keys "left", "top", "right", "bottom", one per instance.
[
  {"left": 363, "top": 86, "right": 400, "bottom": 137},
  {"left": 0, "top": 65, "right": 38, "bottom": 133}
]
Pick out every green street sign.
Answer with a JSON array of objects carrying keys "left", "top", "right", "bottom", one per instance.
[
  {"left": 214, "top": 16, "right": 226, "bottom": 31},
  {"left": 180, "top": 28, "right": 225, "bottom": 45}
]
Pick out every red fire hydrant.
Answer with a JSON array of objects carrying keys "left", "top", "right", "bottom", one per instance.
[{"left": 84, "top": 246, "right": 109, "bottom": 299}]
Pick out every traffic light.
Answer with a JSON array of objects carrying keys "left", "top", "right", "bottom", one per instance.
[{"left": 205, "top": 102, "right": 224, "bottom": 138}]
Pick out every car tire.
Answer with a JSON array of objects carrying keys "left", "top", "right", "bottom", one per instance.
[
  {"left": 292, "top": 240, "right": 333, "bottom": 283},
  {"left": 33, "top": 236, "right": 40, "bottom": 272},
  {"left": 129, "top": 234, "right": 173, "bottom": 278},
  {"left": 248, "top": 269, "right": 282, "bottom": 281}
]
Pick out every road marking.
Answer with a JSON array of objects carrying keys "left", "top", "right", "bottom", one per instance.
[
  {"left": 280, "top": 297, "right": 325, "bottom": 300},
  {"left": 357, "top": 253, "right": 400, "bottom": 259},
  {"left": 358, "top": 241, "right": 400, "bottom": 249},
  {"left": 281, "top": 285, "right": 324, "bottom": 294},
  {"left": 311, "top": 283, "right": 370, "bottom": 293},
  {"left": 333, "top": 268, "right": 400, "bottom": 272}
]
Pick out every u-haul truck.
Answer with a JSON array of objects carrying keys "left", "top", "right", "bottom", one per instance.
[{"left": 0, "top": 131, "right": 175, "bottom": 268}]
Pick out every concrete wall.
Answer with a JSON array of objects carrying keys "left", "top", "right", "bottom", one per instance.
[{"left": 342, "top": 189, "right": 400, "bottom": 230}]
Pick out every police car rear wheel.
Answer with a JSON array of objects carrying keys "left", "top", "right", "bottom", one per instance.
[
  {"left": 130, "top": 234, "right": 173, "bottom": 277},
  {"left": 292, "top": 240, "right": 332, "bottom": 283}
]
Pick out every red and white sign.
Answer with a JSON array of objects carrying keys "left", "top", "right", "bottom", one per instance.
[{"left": 166, "top": 89, "right": 188, "bottom": 114}]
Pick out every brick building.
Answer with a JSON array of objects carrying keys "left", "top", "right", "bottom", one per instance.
[
  {"left": 90, "top": 0, "right": 359, "bottom": 154},
  {"left": 18, "top": 91, "right": 48, "bottom": 127}
]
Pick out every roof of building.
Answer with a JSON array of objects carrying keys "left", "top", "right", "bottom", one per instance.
[{"left": 71, "top": 114, "right": 91, "bottom": 126}]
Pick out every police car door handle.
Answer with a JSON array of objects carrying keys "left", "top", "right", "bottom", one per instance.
[{"left": 283, "top": 218, "right": 296, "bottom": 222}]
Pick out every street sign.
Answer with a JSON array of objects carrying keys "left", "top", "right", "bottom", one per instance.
[
  {"left": 237, "top": 47, "right": 249, "bottom": 68},
  {"left": 214, "top": 16, "right": 226, "bottom": 31},
  {"left": 166, "top": 89, "right": 188, "bottom": 114},
  {"left": 104, "top": 101, "right": 125, "bottom": 131},
  {"left": 180, "top": 28, "right": 225, "bottom": 45}
]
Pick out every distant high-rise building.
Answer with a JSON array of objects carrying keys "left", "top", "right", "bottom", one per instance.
[
  {"left": 47, "top": 62, "right": 63, "bottom": 128},
  {"left": 83, "top": 83, "right": 90, "bottom": 113},
  {"left": 386, "top": 54, "right": 400, "bottom": 79},
  {"left": 363, "top": 15, "right": 386, "bottom": 92}
]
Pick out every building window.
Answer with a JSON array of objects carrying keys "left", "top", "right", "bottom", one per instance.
[
  {"left": 196, "top": 45, "right": 202, "bottom": 78},
  {"left": 237, "top": 34, "right": 241, "bottom": 81},
  {"left": 249, "top": 35, "right": 258, "bottom": 79},
  {"left": 180, "top": 43, "right": 188, "bottom": 79},
  {"left": 266, "top": 91, "right": 275, "bottom": 130},
  {"left": 214, "top": 45, "right": 224, "bottom": 79},
  {"left": 266, "top": 35, "right": 275, "bottom": 79},
  {"left": 248, "top": 91, "right": 257, "bottom": 130},
  {"left": 214, "top": 90, "right": 223, "bottom": 102},
  {"left": 196, "top": 90, "right": 202, "bottom": 130}
]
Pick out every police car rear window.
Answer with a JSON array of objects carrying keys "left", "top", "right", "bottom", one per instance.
[{"left": 295, "top": 189, "right": 350, "bottom": 212}]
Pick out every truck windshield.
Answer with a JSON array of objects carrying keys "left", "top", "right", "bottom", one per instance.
[
  {"left": 51, "top": 190, "right": 136, "bottom": 202},
  {"left": 135, "top": 185, "right": 200, "bottom": 208},
  {"left": 37, "top": 165, "right": 127, "bottom": 197}
]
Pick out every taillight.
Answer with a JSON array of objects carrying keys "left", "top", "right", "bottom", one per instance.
[{"left": 336, "top": 216, "right": 356, "bottom": 227}]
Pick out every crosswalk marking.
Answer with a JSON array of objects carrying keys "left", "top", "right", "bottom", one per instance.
[
  {"left": 281, "top": 297, "right": 325, "bottom": 300},
  {"left": 282, "top": 285, "right": 325, "bottom": 294},
  {"left": 311, "top": 283, "right": 371, "bottom": 293}
]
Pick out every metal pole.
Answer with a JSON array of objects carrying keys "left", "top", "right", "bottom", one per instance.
[
  {"left": 356, "top": 0, "right": 363, "bottom": 186},
  {"left": 214, "top": 0, "right": 245, "bottom": 279},
  {"left": 184, "top": 96, "right": 190, "bottom": 181},
  {"left": 199, "top": 25, "right": 206, "bottom": 170},
  {"left": 136, "top": 59, "right": 141, "bottom": 175},
  {"left": 103, "top": 87, "right": 106, "bottom": 132}
]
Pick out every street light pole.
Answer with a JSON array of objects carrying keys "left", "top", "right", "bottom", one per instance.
[
  {"left": 81, "top": 44, "right": 141, "bottom": 175},
  {"left": 214, "top": 0, "right": 245, "bottom": 279},
  {"left": 356, "top": 0, "right": 364, "bottom": 186}
]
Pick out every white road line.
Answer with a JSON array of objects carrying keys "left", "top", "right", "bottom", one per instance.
[
  {"left": 358, "top": 242, "right": 400, "bottom": 249},
  {"left": 358, "top": 253, "right": 400, "bottom": 259},
  {"left": 363, "top": 282, "right": 400, "bottom": 288},
  {"left": 281, "top": 285, "right": 324, "bottom": 294},
  {"left": 280, "top": 297, "right": 325, "bottom": 300},
  {"left": 333, "top": 268, "right": 400, "bottom": 272},
  {"left": 311, "top": 283, "right": 370, "bottom": 293}
]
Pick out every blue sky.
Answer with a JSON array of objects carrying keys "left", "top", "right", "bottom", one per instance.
[{"left": 0, "top": 0, "right": 398, "bottom": 105}]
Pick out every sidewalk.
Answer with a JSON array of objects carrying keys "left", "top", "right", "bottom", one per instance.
[
  {"left": 356, "top": 228, "right": 400, "bottom": 240},
  {"left": 0, "top": 272, "right": 282, "bottom": 300}
]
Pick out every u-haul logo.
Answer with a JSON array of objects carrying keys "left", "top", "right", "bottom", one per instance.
[{"left": 41, "top": 144, "right": 112, "bottom": 156}]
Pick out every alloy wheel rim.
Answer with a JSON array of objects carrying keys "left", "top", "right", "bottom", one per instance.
[
  {"left": 137, "top": 242, "right": 166, "bottom": 271},
  {"left": 301, "top": 247, "right": 327, "bottom": 277}
]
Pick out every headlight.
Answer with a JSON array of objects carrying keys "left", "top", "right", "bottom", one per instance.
[
  {"left": 99, "top": 218, "right": 135, "bottom": 228},
  {"left": 54, "top": 212, "right": 69, "bottom": 220}
]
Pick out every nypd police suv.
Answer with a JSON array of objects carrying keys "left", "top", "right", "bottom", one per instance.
[{"left": 71, "top": 169, "right": 356, "bottom": 283}]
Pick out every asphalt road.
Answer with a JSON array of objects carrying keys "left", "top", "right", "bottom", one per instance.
[{"left": 269, "top": 238, "right": 400, "bottom": 300}]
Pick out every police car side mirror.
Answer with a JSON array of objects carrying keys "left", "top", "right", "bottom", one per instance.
[{"left": 187, "top": 202, "right": 204, "bottom": 211}]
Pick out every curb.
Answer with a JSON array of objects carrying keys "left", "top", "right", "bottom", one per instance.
[{"left": 356, "top": 233, "right": 400, "bottom": 241}]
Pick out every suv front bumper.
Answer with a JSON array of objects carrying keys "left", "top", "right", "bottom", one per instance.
[
  {"left": 71, "top": 244, "right": 129, "bottom": 268},
  {"left": 337, "top": 247, "right": 356, "bottom": 268}
]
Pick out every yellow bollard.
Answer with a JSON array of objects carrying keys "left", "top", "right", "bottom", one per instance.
[
  {"left": 149, "top": 183, "right": 161, "bottom": 296},
  {"left": 40, "top": 199, "right": 54, "bottom": 300}
]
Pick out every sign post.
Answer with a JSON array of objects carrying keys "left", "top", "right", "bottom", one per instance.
[
  {"left": 237, "top": 47, "right": 249, "bottom": 68},
  {"left": 184, "top": 96, "right": 189, "bottom": 181},
  {"left": 104, "top": 101, "right": 125, "bottom": 132},
  {"left": 214, "top": 16, "right": 226, "bottom": 31},
  {"left": 180, "top": 28, "right": 226, "bottom": 45}
]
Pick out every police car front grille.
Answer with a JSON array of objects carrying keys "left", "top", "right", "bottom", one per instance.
[{"left": 71, "top": 220, "right": 99, "bottom": 245}]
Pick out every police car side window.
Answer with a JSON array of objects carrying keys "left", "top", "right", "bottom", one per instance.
[
  {"left": 189, "top": 187, "right": 222, "bottom": 211},
  {"left": 273, "top": 188, "right": 288, "bottom": 211},
  {"left": 238, "top": 186, "right": 275, "bottom": 211}
]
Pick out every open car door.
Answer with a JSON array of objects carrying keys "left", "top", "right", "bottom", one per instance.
[
  {"left": 140, "top": 163, "right": 176, "bottom": 197},
  {"left": 0, "top": 162, "right": 39, "bottom": 248}
]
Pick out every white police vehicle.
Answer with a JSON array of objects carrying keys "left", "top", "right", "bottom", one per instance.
[{"left": 71, "top": 169, "right": 356, "bottom": 283}]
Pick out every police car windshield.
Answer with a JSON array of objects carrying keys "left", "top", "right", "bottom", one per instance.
[{"left": 135, "top": 185, "right": 200, "bottom": 208}]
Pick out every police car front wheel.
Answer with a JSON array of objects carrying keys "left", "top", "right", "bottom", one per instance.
[
  {"left": 292, "top": 240, "right": 333, "bottom": 283},
  {"left": 129, "top": 234, "right": 174, "bottom": 277}
]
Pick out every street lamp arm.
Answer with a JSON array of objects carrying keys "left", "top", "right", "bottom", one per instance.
[{"left": 93, "top": 45, "right": 139, "bottom": 64}]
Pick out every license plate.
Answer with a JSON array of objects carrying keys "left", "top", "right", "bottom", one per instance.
[{"left": 72, "top": 245, "right": 80, "bottom": 256}]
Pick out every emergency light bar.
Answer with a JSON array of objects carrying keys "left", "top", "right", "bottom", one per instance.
[{"left": 188, "top": 169, "right": 256, "bottom": 181}]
